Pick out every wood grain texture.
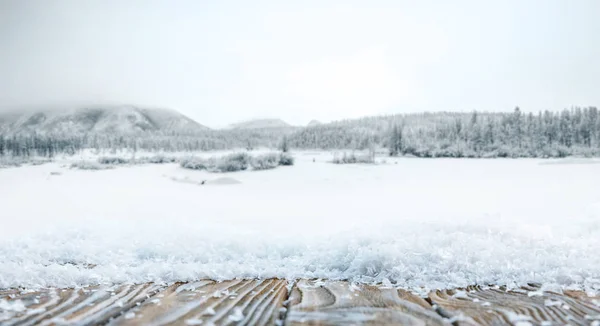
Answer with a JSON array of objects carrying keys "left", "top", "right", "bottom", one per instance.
[
  {"left": 286, "top": 280, "right": 447, "bottom": 326},
  {"left": 428, "top": 284, "right": 600, "bottom": 326},
  {"left": 0, "top": 283, "right": 162, "bottom": 326},
  {"left": 110, "top": 279, "right": 288, "bottom": 326}
]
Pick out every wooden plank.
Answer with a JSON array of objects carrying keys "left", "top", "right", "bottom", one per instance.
[
  {"left": 285, "top": 280, "right": 447, "bottom": 325},
  {"left": 111, "top": 278, "right": 288, "bottom": 326},
  {"left": 0, "top": 283, "right": 162, "bottom": 326},
  {"left": 428, "top": 284, "right": 600, "bottom": 326}
]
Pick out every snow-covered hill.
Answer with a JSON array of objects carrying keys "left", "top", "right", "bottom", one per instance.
[
  {"left": 227, "top": 118, "right": 292, "bottom": 130},
  {"left": 307, "top": 120, "right": 322, "bottom": 127},
  {"left": 0, "top": 106, "right": 209, "bottom": 134}
]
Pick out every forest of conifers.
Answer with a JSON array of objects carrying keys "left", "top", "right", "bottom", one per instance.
[{"left": 2, "top": 107, "right": 600, "bottom": 158}]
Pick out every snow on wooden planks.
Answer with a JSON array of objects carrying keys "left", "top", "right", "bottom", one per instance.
[
  {"left": 111, "top": 279, "right": 288, "bottom": 326},
  {"left": 2, "top": 280, "right": 600, "bottom": 325},
  {"left": 0, "top": 283, "right": 161, "bottom": 326},
  {"left": 428, "top": 284, "right": 600, "bottom": 326},
  {"left": 285, "top": 279, "right": 447, "bottom": 325}
]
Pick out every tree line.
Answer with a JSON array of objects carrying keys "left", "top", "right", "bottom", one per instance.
[
  {"left": 0, "top": 129, "right": 293, "bottom": 157},
  {"left": 2, "top": 107, "right": 600, "bottom": 158},
  {"left": 288, "top": 107, "right": 600, "bottom": 158}
]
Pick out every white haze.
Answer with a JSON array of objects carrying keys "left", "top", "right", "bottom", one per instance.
[{"left": 1, "top": 0, "right": 599, "bottom": 127}]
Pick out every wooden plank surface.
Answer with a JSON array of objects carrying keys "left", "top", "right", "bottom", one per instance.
[
  {"left": 428, "top": 284, "right": 600, "bottom": 326},
  {"left": 0, "top": 283, "right": 162, "bottom": 326},
  {"left": 3, "top": 280, "right": 600, "bottom": 326},
  {"left": 285, "top": 279, "right": 447, "bottom": 325},
  {"left": 110, "top": 279, "right": 288, "bottom": 326}
]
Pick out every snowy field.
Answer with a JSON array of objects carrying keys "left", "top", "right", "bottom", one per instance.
[{"left": 1, "top": 152, "right": 600, "bottom": 295}]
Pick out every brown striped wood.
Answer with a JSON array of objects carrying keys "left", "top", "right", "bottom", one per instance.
[
  {"left": 110, "top": 279, "right": 288, "bottom": 326},
  {"left": 428, "top": 284, "right": 600, "bottom": 326},
  {"left": 285, "top": 280, "right": 447, "bottom": 325},
  {"left": 0, "top": 283, "right": 162, "bottom": 326},
  {"left": 3, "top": 281, "right": 600, "bottom": 325}
]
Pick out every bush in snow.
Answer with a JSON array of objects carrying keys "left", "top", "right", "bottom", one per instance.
[
  {"left": 249, "top": 152, "right": 294, "bottom": 170},
  {"left": 332, "top": 152, "right": 374, "bottom": 164},
  {"left": 213, "top": 153, "right": 251, "bottom": 172},
  {"left": 98, "top": 156, "right": 130, "bottom": 165},
  {"left": 250, "top": 153, "right": 280, "bottom": 170},
  {"left": 0, "top": 156, "right": 51, "bottom": 168},
  {"left": 0, "top": 156, "right": 24, "bottom": 168},
  {"left": 180, "top": 153, "right": 250, "bottom": 172},
  {"left": 136, "top": 155, "right": 178, "bottom": 164},
  {"left": 278, "top": 152, "right": 294, "bottom": 166},
  {"left": 70, "top": 161, "right": 114, "bottom": 170},
  {"left": 29, "top": 159, "right": 51, "bottom": 166},
  {"left": 181, "top": 152, "right": 293, "bottom": 172},
  {"left": 179, "top": 157, "right": 209, "bottom": 170}
]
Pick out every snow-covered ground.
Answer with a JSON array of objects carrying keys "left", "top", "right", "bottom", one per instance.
[{"left": 1, "top": 152, "right": 600, "bottom": 294}]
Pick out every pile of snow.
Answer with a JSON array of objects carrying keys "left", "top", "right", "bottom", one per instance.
[
  {"left": 167, "top": 175, "right": 241, "bottom": 186},
  {"left": 208, "top": 177, "right": 241, "bottom": 185},
  {"left": 1, "top": 155, "right": 600, "bottom": 294}
]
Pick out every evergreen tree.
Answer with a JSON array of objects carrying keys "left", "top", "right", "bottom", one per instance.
[
  {"left": 279, "top": 135, "right": 289, "bottom": 153},
  {"left": 388, "top": 123, "right": 403, "bottom": 156}
]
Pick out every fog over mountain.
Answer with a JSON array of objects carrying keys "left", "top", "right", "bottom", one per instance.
[
  {"left": 227, "top": 119, "right": 293, "bottom": 130},
  {"left": 0, "top": 106, "right": 209, "bottom": 134}
]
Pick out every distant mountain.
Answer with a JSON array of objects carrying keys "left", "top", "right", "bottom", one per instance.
[
  {"left": 227, "top": 118, "right": 292, "bottom": 130},
  {"left": 307, "top": 120, "right": 322, "bottom": 127},
  {"left": 0, "top": 106, "right": 210, "bottom": 134}
]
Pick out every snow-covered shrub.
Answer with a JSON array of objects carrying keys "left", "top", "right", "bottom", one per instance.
[
  {"left": 29, "top": 159, "right": 52, "bottom": 166},
  {"left": 70, "top": 161, "right": 113, "bottom": 170},
  {"left": 250, "top": 152, "right": 294, "bottom": 170},
  {"left": 0, "top": 156, "right": 51, "bottom": 168},
  {"left": 278, "top": 152, "right": 295, "bottom": 166},
  {"left": 212, "top": 153, "right": 251, "bottom": 172},
  {"left": 180, "top": 154, "right": 249, "bottom": 172},
  {"left": 332, "top": 152, "right": 374, "bottom": 164},
  {"left": 97, "top": 156, "right": 130, "bottom": 165},
  {"left": 555, "top": 146, "right": 571, "bottom": 158},
  {"left": 137, "top": 155, "right": 178, "bottom": 164},
  {"left": 179, "top": 157, "right": 209, "bottom": 170},
  {"left": 251, "top": 153, "right": 280, "bottom": 170},
  {"left": 181, "top": 152, "right": 293, "bottom": 172},
  {"left": 0, "top": 156, "right": 23, "bottom": 168}
]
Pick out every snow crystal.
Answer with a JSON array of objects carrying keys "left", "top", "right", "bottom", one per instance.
[
  {"left": 0, "top": 299, "right": 26, "bottom": 321},
  {"left": 227, "top": 307, "right": 244, "bottom": 322},
  {"left": 506, "top": 312, "right": 533, "bottom": 325},
  {"left": 452, "top": 290, "right": 469, "bottom": 299},
  {"left": 0, "top": 299, "right": 26, "bottom": 312},
  {"left": 201, "top": 307, "right": 216, "bottom": 316},
  {"left": 527, "top": 290, "right": 544, "bottom": 297},
  {"left": 544, "top": 299, "right": 562, "bottom": 307}
]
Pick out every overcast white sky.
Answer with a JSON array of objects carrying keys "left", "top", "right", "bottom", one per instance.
[{"left": 1, "top": 0, "right": 599, "bottom": 127}]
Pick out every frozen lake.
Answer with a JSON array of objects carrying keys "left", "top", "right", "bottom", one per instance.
[{"left": 1, "top": 153, "right": 600, "bottom": 293}]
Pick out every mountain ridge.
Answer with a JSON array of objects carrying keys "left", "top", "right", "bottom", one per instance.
[
  {"left": 226, "top": 118, "right": 293, "bottom": 130},
  {"left": 0, "top": 106, "right": 210, "bottom": 134}
]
